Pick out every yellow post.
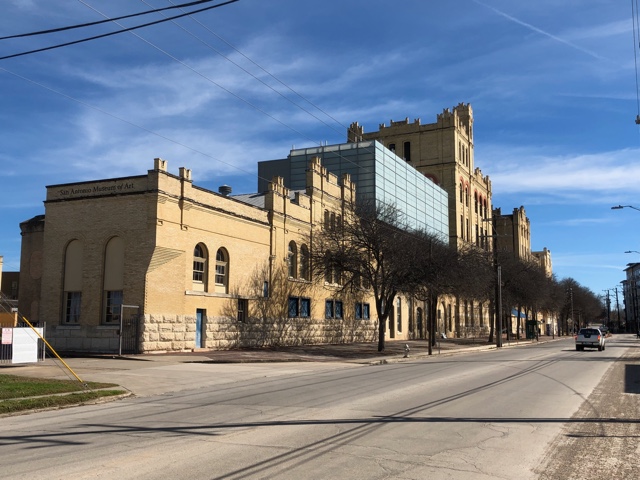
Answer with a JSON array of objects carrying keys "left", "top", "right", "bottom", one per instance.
[{"left": 19, "top": 314, "right": 85, "bottom": 385}]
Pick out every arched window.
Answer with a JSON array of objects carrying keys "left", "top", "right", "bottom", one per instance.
[
  {"left": 459, "top": 182, "right": 464, "bottom": 203},
  {"left": 103, "top": 236, "right": 124, "bottom": 324},
  {"left": 388, "top": 143, "right": 396, "bottom": 153},
  {"left": 300, "top": 244, "right": 310, "bottom": 280},
  {"left": 215, "top": 248, "right": 228, "bottom": 293},
  {"left": 288, "top": 241, "right": 298, "bottom": 278},
  {"left": 192, "top": 243, "right": 208, "bottom": 291},
  {"left": 63, "top": 240, "right": 83, "bottom": 324}
]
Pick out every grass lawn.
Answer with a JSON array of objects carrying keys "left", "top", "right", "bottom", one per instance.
[{"left": 0, "top": 374, "right": 127, "bottom": 414}]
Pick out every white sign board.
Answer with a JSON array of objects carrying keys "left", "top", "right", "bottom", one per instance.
[{"left": 12, "top": 328, "right": 43, "bottom": 364}]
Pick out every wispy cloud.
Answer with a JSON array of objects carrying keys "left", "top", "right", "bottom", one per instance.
[{"left": 485, "top": 146, "right": 640, "bottom": 199}]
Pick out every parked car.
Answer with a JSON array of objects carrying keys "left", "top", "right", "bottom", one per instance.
[{"left": 575, "top": 327, "right": 606, "bottom": 351}]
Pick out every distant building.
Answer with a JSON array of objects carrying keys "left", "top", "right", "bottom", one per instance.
[
  {"left": 493, "top": 206, "right": 532, "bottom": 261},
  {"left": 347, "top": 104, "right": 556, "bottom": 337},
  {"left": 0, "top": 256, "right": 19, "bottom": 326},
  {"left": 532, "top": 248, "right": 553, "bottom": 278},
  {"left": 348, "top": 103, "right": 492, "bottom": 251},
  {"left": 623, "top": 263, "right": 640, "bottom": 333}
]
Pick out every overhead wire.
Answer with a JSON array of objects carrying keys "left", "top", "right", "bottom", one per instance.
[
  {"left": 147, "top": 0, "right": 387, "bottom": 189},
  {"left": 3, "top": 1, "right": 447, "bottom": 244},
  {"left": 164, "top": 0, "right": 354, "bottom": 137},
  {"left": 633, "top": 0, "right": 640, "bottom": 124},
  {"left": 75, "top": 0, "right": 318, "bottom": 172},
  {"left": 0, "top": 0, "right": 240, "bottom": 61},
  {"left": 76, "top": 0, "right": 384, "bottom": 192},
  {"left": 2, "top": 0, "right": 381, "bottom": 187},
  {"left": 0, "top": 0, "right": 219, "bottom": 40},
  {"left": 0, "top": 64, "right": 259, "bottom": 181}
]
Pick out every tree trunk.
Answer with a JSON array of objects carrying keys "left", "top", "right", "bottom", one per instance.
[
  {"left": 377, "top": 315, "right": 386, "bottom": 352},
  {"left": 488, "top": 298, "right": 495, "bottom": 343}
]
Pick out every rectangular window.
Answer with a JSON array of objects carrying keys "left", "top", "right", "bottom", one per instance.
[
  {"left": 397, "top": 298, "right": 402, "bottom": 332},
  {"left": 215, "top": 263, "right": 225, "bottom": 285},
  {"left": 325, "top": 300, "right": 334, "bottom": 319},
  {"left": 104, "top": 290, "right": 123, "bottom": 324},
  {"left": 300, "top": 298, "right": 310, "bottom": 318},
  {"left": 237, "top": 298, "right": 248, "bottom": 322},
  {"left": 288, "top": 297, "right": 299, "bottom": 317},
  {"left": 193, "top": 259, "right": 205, "bottom": 282},
  {"left": 403, "top": 141, "right": 411, "bottom": 162},
  {"left": 289, "top": 297, "right": 311, "bottom": 318},
  {"left": 64, "top": 291, "right": 81, "bottom": 324},
  {"left": 326, "top": 300, "right": 343, "bottom": 319}
]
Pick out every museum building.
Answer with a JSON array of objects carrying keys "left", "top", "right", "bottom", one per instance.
[{"left": 18, "top": 157, "right": 385, "bottom": 353}]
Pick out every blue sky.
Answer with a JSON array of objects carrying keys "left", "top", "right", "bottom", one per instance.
[{"left": 1, "top": 0, "right": 638, "bottom": 301}]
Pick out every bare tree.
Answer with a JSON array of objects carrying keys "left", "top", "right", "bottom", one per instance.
[
  {"left": 221, "top": 262, "right": 313, "bottom": 347},
  {"left": 407, "top": 231, "right": 461, "bottom": 353},
  {"left": 310, "top": 200, "right": 416, "bottom": 352}
]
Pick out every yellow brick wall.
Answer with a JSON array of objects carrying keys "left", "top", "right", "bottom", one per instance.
[{"left": 22, "top": 159, "right": 381, "bottom": 353}]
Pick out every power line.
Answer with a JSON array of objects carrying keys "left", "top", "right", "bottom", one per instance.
[
  {"left": 0, "top": 65, "right": 260, "bottom": 182},
  {"left": 633, "top": 0, "right": 640, "bottom": 124},
  {"left": 0, "top": 0, "right": 240, "bottom": 61},
  {"left": 4, "top": 1, "right": 411, "bottom": 237},
  {"left": 0, "top": 0, "right": 218, "bottom": 40},
  {"left": 143, "top": 0, "right": 388, "bottom": 186},
  {"left": 76, "top": 0, "right": 384, "bottom": 187},
  {"left": 165, "top": 0, "right": 353, "bottom": 136}
]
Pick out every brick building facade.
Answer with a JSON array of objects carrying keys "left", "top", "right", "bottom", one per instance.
[{"left": 19, "top": 157, "right": 384, "bottom": 353}]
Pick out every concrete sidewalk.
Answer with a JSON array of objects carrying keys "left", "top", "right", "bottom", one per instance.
[{"left": 0, "top": 336, "right": 556, "bottom": 397}]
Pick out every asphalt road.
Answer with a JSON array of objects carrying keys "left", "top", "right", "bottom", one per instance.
[{"left": 1, "top": 336, "right": 638, "bottom": 479}]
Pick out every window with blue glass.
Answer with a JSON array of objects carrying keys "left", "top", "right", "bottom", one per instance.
[
  {"left": 300, "top": 298, "right": 310, "bottom": 317},
  {"left": 325, "top": 299, "right": 343, "bottom": 319},
  {"left": 289, "top": 297, "right": 311, "bottom": 318},
  {"left": 288, "top": 297, "right": 298, "bottom": 317},
  {"left": 355, "top": 302, "right": 370, "bottom": 320}
]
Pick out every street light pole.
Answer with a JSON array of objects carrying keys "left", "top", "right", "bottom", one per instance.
[
  {"left": 481, "top": 216, "right": 502, "bottom": 348},
  {"left": 612, "top": 205, "right": 640, "bottom": 212}
]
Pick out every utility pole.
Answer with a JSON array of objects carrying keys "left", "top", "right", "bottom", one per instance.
[
  {"left": 569, "top": 287, "right": 574, "bottom": 334},
  {"left": 604, "top": 289, "right": 611, "bottom": 330},
  {"left": 615, "top": 287, "right": 621, "bottom": 332}
]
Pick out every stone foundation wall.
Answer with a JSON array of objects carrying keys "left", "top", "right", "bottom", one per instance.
[
  {"left": 45, "top": 313, "right": 377, "bottom": 354},
  {"left": 139, "top": 313, "right": 377, "bottom": 352},
  {"left": 48, "top": 324, "right": 120, "bottom": 353}
]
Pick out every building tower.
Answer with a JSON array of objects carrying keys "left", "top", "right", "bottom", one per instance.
[{"left": 348, "top": 103, "right": 492, "bottom": 250}]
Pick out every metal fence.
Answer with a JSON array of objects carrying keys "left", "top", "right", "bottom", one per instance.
[{"left": 120, "top": 314, "right": 141, "bottom": 355}]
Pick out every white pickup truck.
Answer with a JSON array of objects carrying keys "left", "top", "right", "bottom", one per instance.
[{"left": 575, "top": 327, "right": 606, "bottom": 351}]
